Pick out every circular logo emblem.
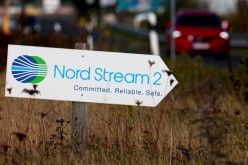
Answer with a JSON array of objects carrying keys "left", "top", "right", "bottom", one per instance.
[{"left": 11, "top": 55, "right": 48, "bottom": 84}]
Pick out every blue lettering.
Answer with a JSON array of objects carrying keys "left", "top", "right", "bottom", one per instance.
[
  {"left": 114, "top": 72, "right": 123, "bottom": 82},
  {"left": 103, "top": 68, "right": 108, "bottom": 82},
  {"left": 153, "top": 72, "right": 162, "bottom": 85},
  {"left": 54, "top": 65, "right": 65, "bottom": 78},
  {"left": 66, "top": 69, "right": 75, "bottom": 79},
  {"left": 80, "top": 68, "right": 91, "bottom": 80},
  {"left": 124, "top": 73, "right": 134, "bottom": 83},
  {"left": 54, "top": 66, "right": 151, "bottom": 85},
  {"left": 94, "top": 68, "right": 103, "bottom": 81},
  {"left": 135, "top": 74, "right": 149, "bottom": 84},
  {"left": 76, "top": 70, "right": 81, "bottom": 79}
]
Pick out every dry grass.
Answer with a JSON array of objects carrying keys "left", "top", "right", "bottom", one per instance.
[{"left": 0, "top": 55, "right": 247, "bottom": 165}]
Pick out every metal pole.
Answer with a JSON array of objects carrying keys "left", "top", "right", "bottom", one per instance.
[
  {"left": 72, "top": 43, "right": 90, "bottom": 151},
  {"left": 170, "top": 0, "right": 176, "bottom": 68}
]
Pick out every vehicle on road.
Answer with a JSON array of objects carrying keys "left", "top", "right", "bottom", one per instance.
[{"left": 165, "top": 10, "right": 231, "bottom": 58}]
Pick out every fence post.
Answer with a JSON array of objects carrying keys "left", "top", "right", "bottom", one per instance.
[{"left": 72, "top": 43, "right": 90, "bottom": 151}]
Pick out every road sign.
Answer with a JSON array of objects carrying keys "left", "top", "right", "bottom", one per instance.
[
  {"left": 5, "top": 45, "right": 177, "bottom": 107},
  {"left": 117, "top": 0, "right": 168, "bottom": 12}
]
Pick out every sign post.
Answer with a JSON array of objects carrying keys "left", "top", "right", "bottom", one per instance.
[
  {"left": 6, "top": 43, "right": 178, "bottom": 155},
  {"left": 72, "top": 43, "right": 90, "bottom": 150}
]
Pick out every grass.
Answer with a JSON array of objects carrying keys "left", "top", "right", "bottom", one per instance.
[
  {"left": 0, "top": 53, "right": 247, "bottom": 164},
  {"left": 0, "top": 28, "right": 247, "bottom": 164}
]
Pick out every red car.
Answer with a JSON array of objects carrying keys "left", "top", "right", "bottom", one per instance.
[{"left": 166, "top": 10, "right": 231, "bottom": 58}]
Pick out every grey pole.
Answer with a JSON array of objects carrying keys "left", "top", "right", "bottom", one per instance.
[
  {"left": 170, "top": 0, "right": 176, "bottom": 68},
  {"left": 72, "top": 43, "right": 90, "bottom": 151}
]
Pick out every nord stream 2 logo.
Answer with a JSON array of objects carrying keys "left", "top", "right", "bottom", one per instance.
[{"left": 11, "top": 55, "right": 48, "bottom": 84}]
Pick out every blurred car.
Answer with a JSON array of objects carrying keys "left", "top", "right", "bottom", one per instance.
[{"left": 165, "top": 10, "right": 231, "bottom": 58}]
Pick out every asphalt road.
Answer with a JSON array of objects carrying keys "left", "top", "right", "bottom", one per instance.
[{"left": 102, "top": 22, "right": 247, "bottom": 69}]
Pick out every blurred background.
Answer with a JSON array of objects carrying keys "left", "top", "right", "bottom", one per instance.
[
  {"left": 1, "top": 1, "right": 248, "bottom": 164},
  {"left": 0, "top": 0, "right": 247, "bottom": 65}
]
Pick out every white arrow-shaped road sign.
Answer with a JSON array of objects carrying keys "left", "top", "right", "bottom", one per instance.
[{"left": 5, "top": 45, "right": 178, "bottom": 107}]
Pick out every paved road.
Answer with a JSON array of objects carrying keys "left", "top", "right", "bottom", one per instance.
[{"left": 102, "top": 22, "right": 247, "bottom": 69}]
